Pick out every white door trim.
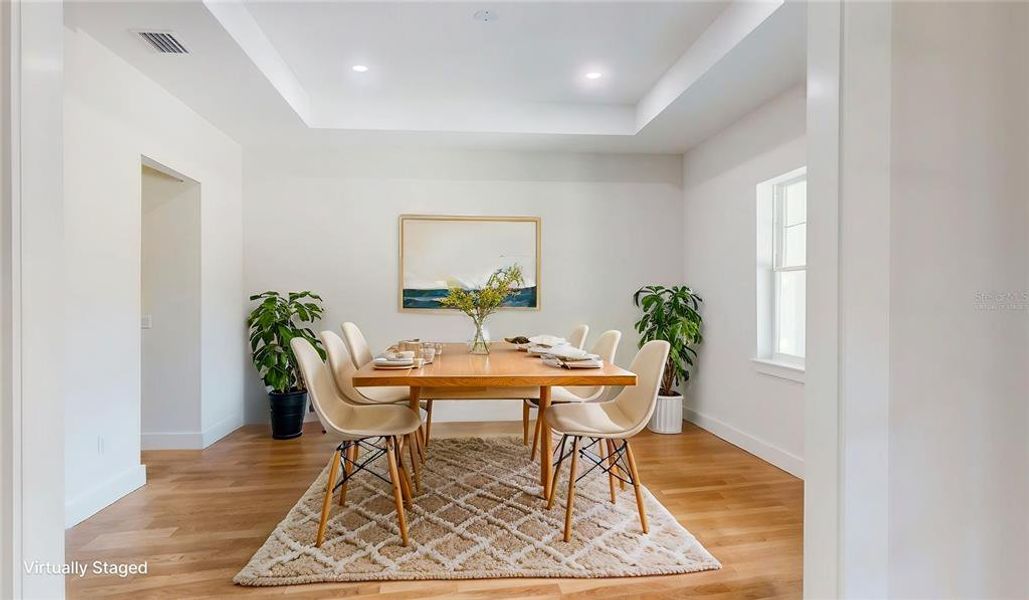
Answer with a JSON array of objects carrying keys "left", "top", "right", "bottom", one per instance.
[
  {"left": 1, "top": 2, "right": 66, "bottom": 598},
  {"left": 806, "top": 2, "right": 893, "bottom": 598},
  {"left": 804, "top": 1, "right": 843, "bottom": 597}
]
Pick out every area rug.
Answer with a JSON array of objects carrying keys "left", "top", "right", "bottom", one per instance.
[{"left": 234, "top": 437, "right": 720, "bottom": 585}]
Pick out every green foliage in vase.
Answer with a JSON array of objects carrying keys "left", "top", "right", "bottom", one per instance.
[
  {"left": 633, "top": 285, "right": 703, "bottom": 396},
  {"left": 247, "top": 291, "right": 325, "bottom": 394},
  {"left": 439, "top": 264, "right": 525, "bottom": 326}
]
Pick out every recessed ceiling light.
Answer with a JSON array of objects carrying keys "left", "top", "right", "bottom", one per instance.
[
  {"left": 351, "top": 64, "right": 369, "bottom": 73},
  {"left": 585, "top": 72, "right": 603, "bottom": 80}
]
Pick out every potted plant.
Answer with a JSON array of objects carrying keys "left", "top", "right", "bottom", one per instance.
[
  {"left": 247, "top": 291, "right": 325, "bottom": 439},
  {"left": 439, "top": 264, "right": 524, "bottom": 354},
  {"left": 633, "top": 285, "right": 703, "bottom": 434}
]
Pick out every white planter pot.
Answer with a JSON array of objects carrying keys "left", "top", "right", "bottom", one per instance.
[{"left": 647, "top": 394, "right": 684, "bottom": 434}]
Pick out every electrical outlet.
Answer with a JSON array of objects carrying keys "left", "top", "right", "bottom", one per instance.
[{"left": 141, "top": 314, "right": 153, "bottom": 329}]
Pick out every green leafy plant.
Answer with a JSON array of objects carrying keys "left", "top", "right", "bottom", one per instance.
[
  {"left": 633, "top": 285, "right": 703, "bottom": 396},
  {"left": 440, "top": 265, "right": 524, "bottom": 353},
  {"left": 247, "top": 291, "right": 325, "bottom": 393}
]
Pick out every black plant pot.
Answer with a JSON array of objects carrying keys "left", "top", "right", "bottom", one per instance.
[{"left": 269, "top": 390, "right": 308, "bottom": 439}]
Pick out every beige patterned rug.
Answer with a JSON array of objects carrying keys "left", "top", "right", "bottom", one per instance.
[{"left": 234, "top": 437, "right": 719, "bottom": 585}]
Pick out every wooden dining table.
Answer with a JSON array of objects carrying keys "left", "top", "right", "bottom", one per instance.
[{"left": 351, "top": 342, "right": 637, "bottom": 500}]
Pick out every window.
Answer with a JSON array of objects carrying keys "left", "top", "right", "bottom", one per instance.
[
  {"left": 755, "top": 167, "right": 806, "bottom": 378},
  {"left": 772, "top": 174, "right": 806, "bottom": 362}
]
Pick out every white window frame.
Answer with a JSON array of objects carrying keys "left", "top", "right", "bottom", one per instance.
[
  {"left": 771, "top": 171, "right": 807, "bottom": 365},
  {"left": 754, "top": 167, "right": 806, "bottom": 382}
]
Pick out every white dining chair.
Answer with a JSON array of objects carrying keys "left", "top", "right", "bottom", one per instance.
[
  {"left": 291, "top": 337, "right": 422, "bottom": 547},
  {"left": 324, "top": 330, "right": 406, "bottom": 406},
  {"left": 321, "top": 330, "right": 426, "bottom": 474},
  {"left": 544, "top": 340, "right": 670, "bottom": 542},
  {"left": 341, "top": 321, "right": 435, "bottom": 449},
  {"left": 567, "top": 324, "right": 589, "bottom": 350},
  {"left": 522, "top": 330, "right": 621, "bottom": 460}
]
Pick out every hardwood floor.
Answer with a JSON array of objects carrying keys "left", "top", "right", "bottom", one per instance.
[{"left": 66, "top": 421, "right": 803, "bottom": 599}]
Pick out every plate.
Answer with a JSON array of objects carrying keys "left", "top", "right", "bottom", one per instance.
[
  {"left": 374, "top": 364, "right": 414, "bottom": 370},
  {"left": 542, "top": 356, "right": 604, "bottom": 369}
]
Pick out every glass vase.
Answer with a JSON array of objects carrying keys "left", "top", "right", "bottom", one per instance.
[{"left": 469, "top": 320, "right": 490, "bottom": 355}]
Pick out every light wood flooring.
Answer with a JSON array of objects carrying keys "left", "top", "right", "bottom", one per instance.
[{"left": 66, "top": 421, "right": 803, "bottom": 599}]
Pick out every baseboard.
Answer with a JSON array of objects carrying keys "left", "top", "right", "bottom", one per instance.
[
  {"left": 201, "top": 412, "right": 244, "bottom": 448},
  {"left": 141, "top": 412, "right": 243, "bottom": 450},
  {"left": 685, "top": 408, "right": 804, "bottom": 478},
  {"left": 65, "top": 464, "right": 147, "bottom": 527}
]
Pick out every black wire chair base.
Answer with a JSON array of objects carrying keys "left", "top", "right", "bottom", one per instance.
[
  {"left": 331, "top": 436, "right": 395, "bottom": 491},
  {"left": 551, "top": 435, "right": 635, "bottom": 487}
]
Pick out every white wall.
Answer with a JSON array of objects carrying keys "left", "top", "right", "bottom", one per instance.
[
  {"left": 141, "top": 167, "right": 201, "bottom": 447},
  {"left": 63, "top": 28, "right": 245, "bottom": 526},
  {"left": 243, "top": 147, "right": 684, "bottom": 424},
  {"left": 681, "top": 86, "right": 805, "bottom": 477},
  {"left": 888, "top": 3, "right": 1028, "bottom": 597}
]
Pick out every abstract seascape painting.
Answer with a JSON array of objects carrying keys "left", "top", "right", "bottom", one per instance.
[{"left": 399, "top": 215, "right": 540, "bottom": 311}]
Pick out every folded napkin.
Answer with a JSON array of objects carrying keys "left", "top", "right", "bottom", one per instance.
[
  {"left": 542, "top": 355, "right": 604, "bottom": 369},
  {"left": 528, "top": 334, "right": 566, "bottom": 348},
  {"left": 374, "top": 356, "right": 413, "bottom": 366},
  {"left": 545, "top": 345, "right": 596, "bottom": 361}
]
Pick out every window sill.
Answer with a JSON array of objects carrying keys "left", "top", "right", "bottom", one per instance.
[{"left": 752, "top": 358, "right": 805, "bottom": 383}]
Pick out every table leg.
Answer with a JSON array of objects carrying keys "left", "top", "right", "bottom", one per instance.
[
  {"left": 539, "top": 386, "right": 552, "bottom": 499},
  {"left": 408, "top": 385, "right": 421, "bottom": 415},
  {"left": 408, "top": 386, "right": 423, "bottom": 458}
]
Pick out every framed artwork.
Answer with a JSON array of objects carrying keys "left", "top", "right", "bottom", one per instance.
[{"left": 398, "top": 214, "right": 541, "bottom": 311}]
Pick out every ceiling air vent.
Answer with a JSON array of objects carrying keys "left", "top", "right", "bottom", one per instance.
[{"left": 135, "top": 30, "right": 189, "bottom": 54}]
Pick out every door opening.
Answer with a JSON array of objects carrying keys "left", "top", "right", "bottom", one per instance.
[{"left": 140, "top": 159, "right": 201, "bottom": 450}]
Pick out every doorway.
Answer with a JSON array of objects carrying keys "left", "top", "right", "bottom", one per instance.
[{"left": 140, "top": 159, "right": 201, "bottom": 449}]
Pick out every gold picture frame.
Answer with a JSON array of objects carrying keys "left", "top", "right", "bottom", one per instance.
[{"left": 398, "top": 214, "right": 541, "bottom": 312}]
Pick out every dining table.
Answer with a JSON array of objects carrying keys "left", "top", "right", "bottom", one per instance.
[{"left": 351, "top": 341, "right": 638, "bottom": 500}]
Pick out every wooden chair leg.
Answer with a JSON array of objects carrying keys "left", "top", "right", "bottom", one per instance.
[
  {"left": 395, "top": 436, "right": 414, "bottom": 507},
  {"left": 522, "top": 401, "right": 531, "bottom": 445},
  {"left": 423, "top": 400, "right": 434, "bottom": 449},
  {"left": 414, "top": 419, "right": 427, "bottom": 464},
  {"left": 339, "top": 442, "right": 357, "bottom": 507},
  {"left": 607, "top": 439, "right": 626, "bottom": 490},
  {"left": 407, "top": 432, "right": 421, "bottom": 493},
  {"left": 624, "top": 440, "right": 648, "bottom": 534},
  {"left": 385, "top": 437, "right": 410, "bottom": 546},
  {"left": 546, "top": 435, "right": 569, "bottom": 509},
  {"left": 563, "top": 437, "right": 581, "bottom": 542},
  {"left": 316, "top": 448, "right": 342, "bottom": 547},
  {"left": 530, "top": 412, "right": 543, "bottom": 461},
  {"left": 600, "top": 438, "right": 616, "bottom": 503}
]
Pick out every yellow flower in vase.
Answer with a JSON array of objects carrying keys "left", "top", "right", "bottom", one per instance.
[{"left": 439, "top": 265, "right": 524, "bottom": 354}]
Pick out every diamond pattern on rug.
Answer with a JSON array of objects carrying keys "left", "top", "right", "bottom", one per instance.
[{"left": 234, "top": 437, "right": 720, "bottom": 585}]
